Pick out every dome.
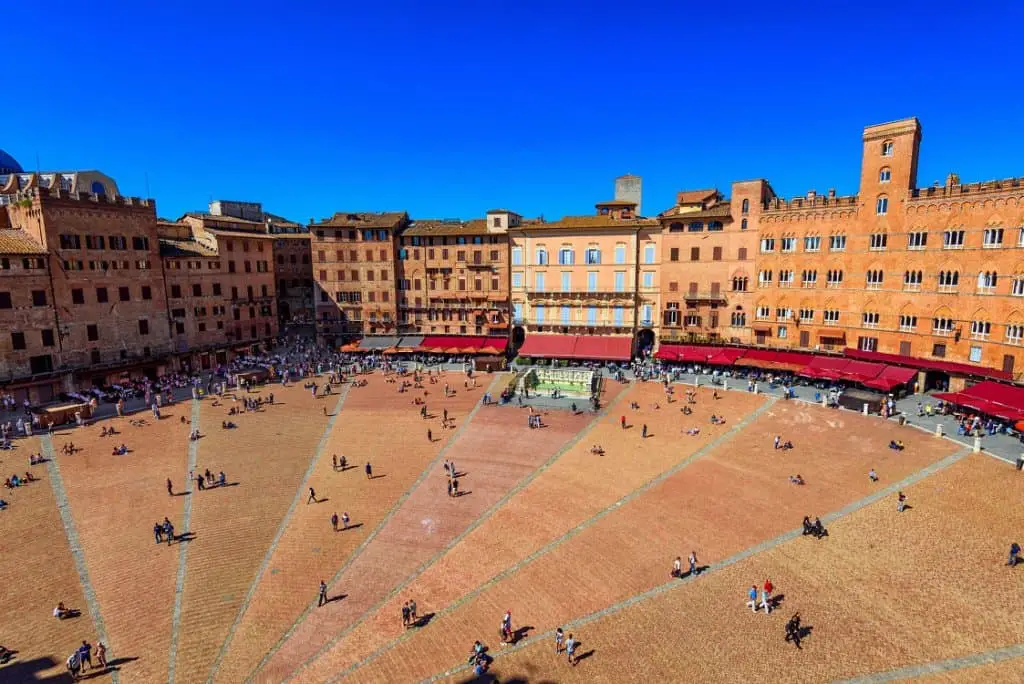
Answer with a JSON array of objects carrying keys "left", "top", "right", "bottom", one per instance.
[{"left": 0, "top": 149, "right": 23, "bottom": 174}]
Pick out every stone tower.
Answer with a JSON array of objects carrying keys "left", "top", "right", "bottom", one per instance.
[{"left": 615, "top": 174, "right": 642, "bottom": 216}]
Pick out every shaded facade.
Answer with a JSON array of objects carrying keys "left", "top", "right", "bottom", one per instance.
[
  {"left": 396, "top": 210, "right": 512, "bottom": 337},
  {"left": 3, "top": 187, "right": 172, "bottom": 397}
]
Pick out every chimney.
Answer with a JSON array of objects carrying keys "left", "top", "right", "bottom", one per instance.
[
  {"left": 827, "top": 188, "right": 836, "bottom": 199},
  {"left": 945, "top": 173, "right": 960, "bottom": 188}
]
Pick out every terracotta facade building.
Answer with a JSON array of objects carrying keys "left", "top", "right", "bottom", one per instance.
[
  {"left": 753, "top": 117, "right": 1024, "bottom": 379},
  {"left": 310, "top": 211, "right": 409, "bottom": 342},
  {"left": 2, "top": 188, "right": 172, "bottom": 399},
  {"left": 656, "top": 182, "right": 770, "bottom": 347},
  {"left": 510, "top": 201, "right": 657, "bottom": 350},
  {"left": 396, "top": 210, "right": 512, "bottom": 337}
]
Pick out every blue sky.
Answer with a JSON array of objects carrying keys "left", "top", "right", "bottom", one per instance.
[{"left": 2, "top": 1, "right": 1022, "bottom": 223}]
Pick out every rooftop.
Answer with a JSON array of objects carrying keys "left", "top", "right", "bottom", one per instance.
[
  {"left": 314, "top": 211, "right": 408, "bottom": 229},
  {"left": 158, "top": 238, "right": 217, "bottom": 258},
  {"left": 402, "top": 218, "right": 490, "bottom": 237},
  {"left": 660, "top": 202, "right": 733, "bottom": 220},
  {"left": 518, "top": 215, "right": 659, "bottom": 232},
  {"left": 595, "top": 199, "right": 638, "bottom": 207},
  {"left": 674, "top": 189, "right": 720, "bottom": 205},
  {"left": 0, "top": 229, "right": 46, "bottom": 255}
]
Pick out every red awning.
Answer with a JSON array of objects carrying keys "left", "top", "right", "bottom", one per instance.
[
  {"left": 517, "top": 334, "right": 577, "bottom": 359},
  {"left": 799, "top": 356, "right": 851, "bottom": 380},
  {"left": 654, "top": 346, "right": 679, "bottom": 361},
  {"left": 838, "top": 360, "right": 886, "bottom": 382},
  {"left": 862, "top": 365, "right": 918, "bottom": 391},
  {"left": 843, "top": 348, "right": 1012, "bottom": 381},
  {"left": 707, "top": 348, "right": 745, "bottom": 366},
  {"left": 933, "top": 392, "right": 1024, "bottom": 421},
  {"left": 572, "top": 336, "right": 632, "bottom": 361},
  {"left": 961, "top": 381, "right": 1024, "bottom": 413}
]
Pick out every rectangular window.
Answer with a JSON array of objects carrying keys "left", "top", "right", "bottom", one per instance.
[
  {"left": 511, "top": 247, "right": 523, "bottom": 265},
  {"left": 690, "top": 247, "right": 699, "bottom": 261},
  {"left": 535, "top": 272, "right": 545, "bottom": 291},
  {"left": 858, "top": 336, "right": 879, "bottom": 352},
  {"left": 614, "top": 245, "right": 626, "bottom": 264},
  {"left": 512, "top": 272, "right": 523, "bottom": 288},
  {"left": 669, "top": 247, "right": 679, "bottom": 262},
  {"left": 535, "top": 305, "right": 545, "bottom": 324},
  {"left": 0, "top": 292, "right": 9, "bottom": 309},
  {"left": 643, "top": 244, "right": 656, "bottom": 264},
  {"left": 587, "top": 306, "right": 597, "bottom": 324},
  {"left": 138, "top": 319, "right": 150, "bottom": 336},
  {"left": 119, "top": 286, "right": 130, "bottom": 301},
  {"left": 87, "top": 324, "right": 99, "bottom": 341},
  {"left": 587, "top": 271, "right": 598, "bottom": 291},
  {"left": 40, "top": 329, "right": 55, "bottom": 347},
  {"left": 561, "top": 271, "right": 572, "bottom": 292},
  {"left": 614, "top": 271, "right": 625, "bottom": 292},
  {"left": 59, "top": 234, "right": 81, "bottom": 250},
  {"left": 71, "top": 288, "right": 84, "bottom": 305},
  {"left": 712, "top": 246, "right": 722, "bottom": 261},
  {"left": 870, "top": 233, "right": 888, "bottom": 250},
  {"left": 613, "top": 307, "right": 624, "bottom": 326},
  {"left": 781, "top": 237, "right": 796, "bottom": 253},
  {"left": 829, "top": 235, "right": 847, "bottom": 252},
  {"left": 642, "top": 271, "right": 654, "bottom": 288},
  {"left": 585, "top": 248, "right": 601, "bottom": 265},
  {"left": 560, "top": 306, "right": 570, "bottom": 325},
  {"left": 969, "top": 345, "right": 983, "bottom": 362},
  {"left": 558, "top": 248, "right": 574, "bottom": 265},
  {"left": 11, "top": 332, "right": 26, "bottom": 350},
  {"left": 31, "top": 290, "right": 47, "bottom": 307}
]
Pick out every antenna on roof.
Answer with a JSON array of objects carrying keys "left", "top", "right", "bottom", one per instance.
[
  {"left": 145, "top": 171, "right": 150, "bottom": 200},
  {"left": 35, "top": 152, "right": 41, "bottom": 175}
]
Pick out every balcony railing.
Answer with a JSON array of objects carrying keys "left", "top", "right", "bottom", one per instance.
[
  {"left": 682, "top": 291, "right": 727, "bottom": 302},
  {"left": 526, "top": 289, "right": 636, "bottom": 300},
  {"left": 524, "top": 321, "right": 633, "bottom": 334}
]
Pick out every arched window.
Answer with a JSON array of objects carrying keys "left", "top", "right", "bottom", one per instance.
[
  {"left": 741, "top": 199, "right": 750, "bottom": 214},
  {"left": 741, "top": 218, "right": 748, "bottom": 230},
  {"left": 876, "top": 195, "right": 888, "bottom": 215},
  {"left": 879, "top": 167, "right": 891, "bottom": 183},
  {"left": 882, "top": 140, "right": 894, "bottom": 157},
  {"left": 91, "top": 181, "right": 105, "bottom": 195}
]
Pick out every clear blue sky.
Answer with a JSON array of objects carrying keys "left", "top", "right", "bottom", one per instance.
[{"left": 3, "top": 1, "right": 1022, "bottom": 223}]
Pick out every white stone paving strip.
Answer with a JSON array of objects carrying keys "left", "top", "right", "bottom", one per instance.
[
  {"left": 833, "top": 644, "right": 1024, "bottom": 683},
  {"left": 41, "top": 433, "right": 121, "bottom": 684},
  {"left": 330, "top": 395, "right": 779, "bottom": 682},
  {"left": 418, "top": 446, "right": 972, "bottom": 683},
  {"left": 204, "top": 386, "right": 350, "bottom": 683},
  {"left": 167, "top": 398, "right": 202, "bottom": 683}
]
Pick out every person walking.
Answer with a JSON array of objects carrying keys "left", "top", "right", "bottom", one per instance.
[
  {"left": 620, "top": 415, "right": 626, "bottom": 430},
  {"left": 774, "top": 435, "right": 781, "bottom": 450},
  {"left": 897, "top": 491, "right": 907, "bottom": 512},
  {"left": 401, "top": 602, "right": 410, "bottom": 628},
  {"left": 307, "top": 487, "right": 317, "bottom": 504},
  {"left": 447, "top": 479, "right": 453, "bottom": 497},
  {"left": 164, "top": 518, "right": 174, "bottom": 546},
  {"left": 555, "top": 627, "right": 565, "bottom": 654},
  {"left": 642, "top": 424, "right": 648, "bottom": 439},
  {"left": 94, "top": 642, "right": 107, "bottom": 670},
  {"left": 409, "top": 598, "right": 417, "bottom": 623},
  {"left": 318, "top": 580, "right": 328, "bottom": 607},
  {"left": 565, "top": 633, "right": 577, "bottom": 666},
  {"left": 331, "top": 512, "right": 339, "bottom": 532},
  {"left": 78, "top": 640, "right": 92, "bottom": 673},
  {"left": 332, "top": 454, "right": 338, "bottom": 471},
  {"left": 365, "top": 462, "right": 373, "bottom": 479},
  {"left": 167, "top": 478, "right": 173, "bottom": 496},
  {"left": 427, "top": 429, "right": 433, "bottom": 442},
  {"left": 341, "top": 512, "right": 350, "bottom": 530},
  {"left": 197, "top": 474, "right": 206, "bottom": 491},
  {"left": 154, "top": 522, "right": 163, "bottom": 544},
  {"left": 746, "top": 585, "right": 758, "bottom": 612},
  {"left": 761, "top": 578, "right": 774, "bottom": 614},
  {"left": 688, "top": 550, "right": 698, "bottom": 577},
  {"left": 672, "top": 556, "right": 682, "bottom": 578},
  {"left": 1009, "top": 542, "right": 1021, "bottom": 567},
  {"left": 869, "top": 468, "right": 878, "bottom": 482}
]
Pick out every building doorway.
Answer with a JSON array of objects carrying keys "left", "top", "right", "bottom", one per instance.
[
  {"left": 635, "top": 328, "right": 655, "bottom": 358},
  {"left": 511, "top": 326, "right": 526, "bottom": 353}
]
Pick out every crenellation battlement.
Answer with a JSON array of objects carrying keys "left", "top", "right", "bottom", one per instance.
[
  {"left": 908, "top": 176, "right": 1024, "bottom": 201},
  {"left": 763, "top": 192, "right": 859, "bottom": 214}
]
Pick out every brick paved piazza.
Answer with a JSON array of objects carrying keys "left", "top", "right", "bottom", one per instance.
[{"left": 3, "top": 371, "right": 1023, "bottom": 683}]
